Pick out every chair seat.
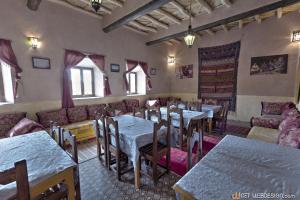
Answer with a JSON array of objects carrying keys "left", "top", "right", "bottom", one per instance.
[{"left": 139, "top": 142, "right": 167, "bottom": 155}]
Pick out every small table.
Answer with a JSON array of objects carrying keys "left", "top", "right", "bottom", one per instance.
[
  {"left": 202, "top": 104, "right": 222, "bottom": 134},
  {"left": 174, "top": 135, "right": 300, "bottom": 200},
  {"left": 0, "top": 131, "right": 77, "bottom": 200}
]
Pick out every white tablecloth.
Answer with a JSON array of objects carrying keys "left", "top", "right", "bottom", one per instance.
[
  {"left": 0, "top": 131, "right": 76, "bottom": 200},
  {"left": 160, "top": 107, "right": 208, "bottom": 128},
  {"left": 174, "top": 135, "right": 300, "bottom": 200},
  {"left": 202, "top": 104, "right": 222, "bottom": 118}
]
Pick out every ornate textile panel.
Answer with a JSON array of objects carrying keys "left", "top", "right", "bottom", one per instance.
[{"left": 198, "top": 41, "right": 241, "bottom": 111}]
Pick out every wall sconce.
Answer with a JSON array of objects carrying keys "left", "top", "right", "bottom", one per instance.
[
  {"left": 27, "top": 37, "right": 41, "bottom": 49},
  {"left": 292, "top": 30, "right": 300, "bottom": 42},
  {"left": 168, "top": 56, "right": 175, "bottom": 64}
]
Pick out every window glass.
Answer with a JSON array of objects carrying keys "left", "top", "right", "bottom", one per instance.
[
  {"left": 71, "top": 68, "right": 82, "bottom": 96},
  {"left": 83, "top": 69, "right": 92, "bottom": 95}
]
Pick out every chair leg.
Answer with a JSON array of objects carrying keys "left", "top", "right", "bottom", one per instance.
[
  {"left": 116, "top": 151, "right": 121, "bottom": 181},
  {"left": 152, "top": 160, "right": 157, "bottom": 185},
  {"left": 166, "top": 151, "right": 170, "bottom": 174},
  {"left": 107, "top": 151, "right": 111, "bottom": 171},
  {"left": 75, "top": 181, "right": 81, "bottom": 200}
]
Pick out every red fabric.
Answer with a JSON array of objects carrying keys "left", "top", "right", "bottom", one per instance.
[
  {"left": 36, "top": 109, "right": 69, "bottom": 128},
  {"left": 0, "top": 39, "right": 22, "bottom": 98},
  {"left": 67, "top": 106, "right": 88, "bottom": 123},
  {"left": 62, "top": 50, "right": 85, "bottom": 108},
  {"left": 89, "top": 54, "right": 111, "bottom": 96},
  {"left": 278, "top": 128, "right": 300, "bottom": 149},
  {"left": 7, "top": 118, "right": 44, "bottom": 137},
  {"left": 0, "top": 112, "right": 26, "bottom": 138},
  {"left": 139, "top": 62, "right": 152, "bottom": 90}
]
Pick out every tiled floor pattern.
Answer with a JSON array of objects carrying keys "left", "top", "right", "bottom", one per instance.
[{"left": 79, "top": 158, "right": 180, "bottom": 200}]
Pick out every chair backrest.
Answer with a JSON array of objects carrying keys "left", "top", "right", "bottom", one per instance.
[
  {"left": 167, "top": 101, "right": 177, "bottom": 109},
  {"left": 133, "top": 107, "right": 145, "bottom": 119},
  {"left": 203, "top": 98, "right": 218, "bottom": 105},
  {"left": 105, "top": 117, "right": 120, "bottom": 151},
  {"left": 0, "top": 160, "right": 30, "bottom": 200},
  {"left": 177, "top": 101, "right": 188, "bottom": 110},
  {"left": 94, "top": 115, "right": 106, "bottom": 140},
  {"left": 186, "top": 119, "right": 203, "bottom": 170},
  {"left": 188, "top": 101, "right": 202, "bottom": 112},
  {"left": 104, "top": 106, "right": 116, "bottom": 117},
  {"left": 152, "top": 119, "right": 170, "bottom": 156},
  {"left": 167, "top": 107, "right": 184, "bottom": 128},
  {"left": 50, "top": 122, "right": 62, "bottom": 146},
  {"left": 61, "top": 129, "right": 79, "bottom": 164},
  {"left": 147, "top": 109, "right": 161, "bottom": 122},
  {"left": 220, "top": 102, "right": 230, "bottom": 119}
]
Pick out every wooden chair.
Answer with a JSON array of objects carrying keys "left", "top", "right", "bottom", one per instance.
[
  {"left": 167, "top": 107, "right": 185, "bottom": 149},
  {"left": 105, "top": 117, "right": 133, "bottom": 181},
  {"left": 104, "top": 106, "right": 116, "bottom": 117},
  {"left": 177, "top": 101, "right": 188, "bottom": 110},
  {"left": 139, "top": 119, "right": 170, "bottom": 185},
  {"left": 147, "top": 109, "right": 161, "bottom": 122},
  {"left": 133, "top": 107, "right": 145, "bottom": 119},
  {"left": 167, "top": 101, "right": 177, "bottom": 109},
  {"left": 214, "top": 102, "right": 230, "bottom": 134},
  {"left": 50, "top": 122, "right": 62, "bottom": 146},
  {"left": 94, "top": 115, "right": 108, "bottom": 167},
  {"left": 61, "top": 129, "right": 81, "bottom": 200},
  {"left": 0, "top": 160, "right": 30, "bottom": 200},
  {"left": 188, "top": 101, "right": 202, "bottom": 112}
]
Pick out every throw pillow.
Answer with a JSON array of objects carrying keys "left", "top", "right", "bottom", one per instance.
[{"left": 7, "top": 118, "right": 44, "bottom": 137}]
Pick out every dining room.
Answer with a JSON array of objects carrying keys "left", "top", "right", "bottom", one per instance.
[{"left": 1, "top": 0, "right": 300, "bottom": 200}]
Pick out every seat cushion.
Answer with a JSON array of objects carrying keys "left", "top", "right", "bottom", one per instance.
[
  {"left": 158, "top": 97, "right": 170, "bottom": 107},
  {"left": 86, "top": 104, "right": 106, "bottom": 120},
  {"left": 7, "top": 118, "right": 44, "bottom": 137},
  {"left": 67, "top": 106, "right": 88, "bottom": 123},
  {"left": 123, "top": 99, "right": 139, "bottom": 112},
  {"left": 108, "top": 101, "right": 128, "bottom": 114},
  {"left": 37, "top": 109, "right": 69, "bottom": 128},
  {"left": 247, "top": 126, "right": 280, "bottom": 144},
  {"left": 62, "top": 120, "right": 93, "bottom": 130},
  {"left": 0, "top": 112, "right": 26, "bottom": 138},
  {"left": 278, "top": 128, "right": 300, "bottom": 149},
  {"left": 261, "top": 101, "right": 295, "bottom": 116}
]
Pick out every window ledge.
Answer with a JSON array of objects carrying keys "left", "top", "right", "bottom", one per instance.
[
  {"left": 127, "top": 94, "right": 146, "bottom": 97},
  {"left": 73, "top": 96, "right": 103, "bottom": 100},
  {"left": 0, "top": 102, "right": 13, "bottom": 106}
]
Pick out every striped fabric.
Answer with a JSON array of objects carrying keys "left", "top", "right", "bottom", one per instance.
[{"left": 198, "top": 41, "right": 241, "bottom": 111}]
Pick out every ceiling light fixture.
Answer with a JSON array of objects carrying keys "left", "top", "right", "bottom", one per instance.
[
  {"left": 292, "top": 30, "right": 300, "bottom": 42},
  {"left": 184, "top": 0, "right": 196, "bottom": 48},
  {"left": 91, "top": 0, "right": 102, "bottom": 12}
]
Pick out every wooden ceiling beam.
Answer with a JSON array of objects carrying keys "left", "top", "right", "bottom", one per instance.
[
  {"left": 123, "top": 25, "right": 148, "bottom": 35},
  {"left": 27, "top": 0, "right": 42, "bottom": 11},
  {"left": 146, "top": 0, "right": 300, "bottom": 46},
  {"left": 169, "top": 1, "right": 191, "bottom": 19},
  {"left": 221, "top": 0, "right": 232, "bottom": 8},
  {"left": 103, "top": 0, "right": 172, "bottom": 33},
  {"left": 46, "top": 0, "right": 102, "bottom": 19},
  {"left": 106, "top": 0, "right": 123, "bottom": 7},
  {"left": 154, "top": 8, "right": 181, "bottom": 24},
  {"left": 196, "top": 0, "right": 212, "bottom": 14},
  {"left": 143, "top": 15, "right": 169, "bottom": 29},
  {"left": 130, "top": 21, "right": 157, "bottom": 33},
  {"left": 77, "top": 0, "right": 112, "bottom": 14}
]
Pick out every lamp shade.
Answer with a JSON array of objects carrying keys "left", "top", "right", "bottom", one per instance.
[
  {"left": 91, "top": 0, "right": 102, "bottom": 12},
  {"left": 184, "top": 25, "right": 196, "bottom": 48}
]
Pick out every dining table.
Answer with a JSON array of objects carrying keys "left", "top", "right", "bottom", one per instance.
[
  {"left": 0, "top": 131, "right": 77, "bottom": 200},
  {"left": 173, "top": 135, "right": 300, "bottom": 200}
]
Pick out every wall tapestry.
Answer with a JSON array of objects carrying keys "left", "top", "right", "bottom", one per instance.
[
  {"left": 175, "top": 64, "right": 193, "bottom": 79},
  {"left": 198, "top": 41, "right": 241, "bottom": 111},
  {"left": 250, "top": 54, "right": 288, "bottom": 75}
]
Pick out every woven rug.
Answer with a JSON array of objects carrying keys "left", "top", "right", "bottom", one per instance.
[{"left": 198, "top": 41, "right": 241, "bottom": 111}]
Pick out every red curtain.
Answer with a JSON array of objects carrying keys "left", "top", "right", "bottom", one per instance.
[
  {"left": 0, "top": 39, "right": 22, "bottom": 98},
  {"left": 124, "top": 59, "right": 152, "bottom": 91},
  {"left": 62, "top": 49, "right": 85, "bottom": 108},
  {"left": 89, "top": 54, "right": 111, "bottom": 96}
]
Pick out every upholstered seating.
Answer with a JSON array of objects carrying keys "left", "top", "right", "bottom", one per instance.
[
  {"left": 0, "top": 112, "right": 27, "bottom": 138},
  {"left": 247, "top": 126, "right": 280, "bottom": 144}
]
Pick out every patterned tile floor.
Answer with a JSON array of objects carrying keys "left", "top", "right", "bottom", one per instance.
[{"left": 79, "top": 158, "right": 180, "bottom": 200}]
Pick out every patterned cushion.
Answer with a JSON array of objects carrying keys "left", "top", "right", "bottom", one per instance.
[
  {"left": 278, "top": 128, "right": 300, "bottom": 149},
  {"left": 108, "top": 102, "right": 128, "bottom": 113},
  {"left": 7, "top": 118, "right": 44, "bottom": 137},
  {"left": 261, "top": 101, "right": 296, "bottom": 116},
  {"left": 0, "top": 112, "right": 26, "bottom": 138},
  {"left": 281, "top": 108, "right": 300, "bottom": 119},
  {"left": 158, "top": 97, "right": 170, "bottom": 107},
  {"left": 36, "top": 109, "right": 69, "bottom": 128},
  {"left": 67, "top": 106, "right": 88, "bottom": 123},
  {"left": 123, "top": 99, "right": 139, "bottom": 112},
  {"left": 278, "top": 117, "right": 300, "bottom": 139},
  {"left": 87, "top": 104, "right": 107, "bottom": 120},
  {"left": 250, "top": 117, "right": 282, "bottom": 129}
]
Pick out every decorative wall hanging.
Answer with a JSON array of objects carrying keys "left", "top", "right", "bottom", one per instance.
[
  {"left": 198, "top": 41, "right": 241, "bottom": 111},
  {"left": 175, "top": 65, "right": 193, "bottom": 79},
  {"left": 150, "top": 68, "right": 157, "bottom": 75},
  {"left": 32, "top": 57, "right": 50, "bottom": 69},
  {"left": 250, "top": 54, "right": 288, "bottom": 75},
  {"left": 110, "top": 64, "right": 120, "bottom": 72}
]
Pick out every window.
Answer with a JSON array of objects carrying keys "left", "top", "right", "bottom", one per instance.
[
  {"left": 0, "top": 60, "right": 14, "bottom": 103},
  {"left": 71, "top": 67, "right": 95, "bottom": 98},
  {"left": 128, "top": 72, "right": 137, "bottom": 94}
]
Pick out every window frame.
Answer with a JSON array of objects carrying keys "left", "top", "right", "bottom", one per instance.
[
  {"left": 128, "top": 72, "right": 138, "bottom": 95},
  {"left": 71, "top": 66, "right": 95, "bottom": 98}
]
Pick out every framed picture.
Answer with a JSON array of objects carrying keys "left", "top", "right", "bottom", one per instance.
[
  {"left": 175, "top": 64, "right": 193, "bottom": 79},
  {"left": 150, "top": 68, "right": 157, "bottom": 75},
  {"left": 32, "top": 57, "right": 51, "bottom": 69},
  {"left": 110, "top": 64, "right": 120, "bottom": 72},
  {"left": 250, "top": 54, "right": 288, "bottom": 75}
]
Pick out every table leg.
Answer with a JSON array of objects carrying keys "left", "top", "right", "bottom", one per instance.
[
  {"left": 208, "top": 118, "right": 213, "bottom": 134},
  {"left": 134, "top": 159, "right": 141, "bottom": 189},
  {"left": 65, "top": 167, "right": 76, "bottom": 200}
]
